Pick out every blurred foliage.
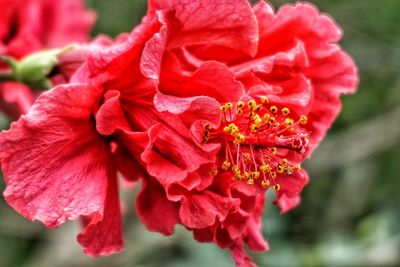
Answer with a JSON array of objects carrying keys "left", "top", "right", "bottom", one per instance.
[{"left": 1, "top": 0, "right": 399, "bottom": 267}]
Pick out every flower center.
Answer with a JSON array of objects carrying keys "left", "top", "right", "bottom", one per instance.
[{"left": 202, "top": 97, "right": 310, "bottom": 191}]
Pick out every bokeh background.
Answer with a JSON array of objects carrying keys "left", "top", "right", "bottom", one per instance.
[{"left": 1, "top": 0, "right": 399, "bottom": 266}]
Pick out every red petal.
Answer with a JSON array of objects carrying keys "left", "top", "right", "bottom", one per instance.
[
  {"left": 149, "top": 0, "right": 258, "bottom": 56},
  {"left": 304, "top": 48, "right": 358, "bottom": 152},
  {"left": 136, "top": 177, "right": 180, "bottom": 235},
  {"left": 255, "top": 2, "right": 342, "bottom": 56},
  {"left": 275, "top": 169, "right": 309, "bottom": 213},
  {"left": 275, "top": 194, "right": 301, "bottom": 214},
  {"left": 96, "top": 90, "right": 131, "bottom": 135},
  {"left": 160, "top": 59, "right": 245, "bottom": 103},
  {"left": 0, "top": 84, "right": 109, "bottom": 228},
  {"left": 77, "top": 169, "right": 124, "bottom": 256},
  {"left": 180, "top": 191, "right": 238, "bottom": 228},
  {"left": 231, "top": 243, "right": 257, "bottom": 267},
  {"left": 0, "top": 82, "right": 34, "bottom": 120},
  {"left": 41, "top": 0, "right": 96, "bottom": 48}
]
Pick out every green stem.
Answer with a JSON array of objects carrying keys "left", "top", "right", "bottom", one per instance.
[{"left": 0, "top": 55, "right": 17, "bottom": 72}]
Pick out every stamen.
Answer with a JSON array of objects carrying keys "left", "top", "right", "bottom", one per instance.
[
  {"left": 202, "top": 97, "right": 310, "bottom": 194},
  {"left": 282, "top": 107, "right": 290, "bottom": 116}
]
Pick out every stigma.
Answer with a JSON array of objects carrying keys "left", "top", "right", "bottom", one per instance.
[{"left": 203, "top": 97, "right": 310, "bottom": 191}]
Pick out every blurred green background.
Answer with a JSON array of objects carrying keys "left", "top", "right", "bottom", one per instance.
[{"left": 1, "top": 0, "right": 399, "bottom": 266}]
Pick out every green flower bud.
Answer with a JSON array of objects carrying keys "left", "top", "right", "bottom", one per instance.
[{"left": 14, "top": 44, "right": 77, "bottom": 89}]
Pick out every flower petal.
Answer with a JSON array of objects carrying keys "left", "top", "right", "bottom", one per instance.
[
  {"left": 160, "top": 60, "right": 245, "bottom": 103},
  {"left": 77, "top": 169, "right": 124, "bottom": 256},
  {"left": 180, "top": 191, "right": 238, "bottom": 228},
  {"left": 0, "top": 84, "right": 108, "bottom": 228},
  {"left": 275, "top": 169, "right": 309, "bottom": 213},
  {"left": 136, "top": 177, "right": 180, "bottom": 235},
  {"left": 231, "top": 243, "right": 257, "bottom": 267},
  {"left": 96, "top": 90, "right": 131, "bottom": 135},
  {"left": 149, "top": 0, "right": 258, "bottom": 56},
  {"left": 0, "top": 82, "right": 34, "bottom": 120}
]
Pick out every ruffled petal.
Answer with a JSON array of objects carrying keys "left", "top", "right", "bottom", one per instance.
[
  {"left": 77, "top": 168, "right": 124, "bottom": 256},
  {"left": 40, "top": 0, "right": 96, "bottom": 48},
  {"left": 0, "top": 84, "right": 109, "bottom": 228},
  {"left": 255, "top": 2, "right": 342, "bottom": 56},
  {"left": 304, "top": 48, "right": 358, "bottom": 151},
  {"left": 180, "top": 191, "right": 238, "bottom": 228},
  {"left": 149, "top": 0, "right": 258, "bottom": 56},
  {"left": 96, "top": 90, "right": 131, "bottom": 135},
  {"left": 0, "top": 82, "right": 34, "bottom": 120},
  {"left": 231, "top": 243, "right": 257, "bottom": 267},
  {"left": 160, "top": 59, "right": 245, "bottom": 103},
  {"left": 275, "top": 169, "right": 309, "bottom": 213},
  {"left": 136, "top": 176, "right": 180, "bottom": 235}
]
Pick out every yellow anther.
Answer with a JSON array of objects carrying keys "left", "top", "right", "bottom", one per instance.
[
  {"left": 253, "top": 113, "right": 261, "bottom": 121},
  {"left": 230, "top": 129, "right": 239, "bottom": 136},
  {"left": 248, "top": 100, "right": 257, "bottom": 109},
  {"left": 253, "top": 115, "right": 263, "bottom": 125},
  {"left": 234, "top": 174, "right": 241, "bottom": 181},
  {"left": 271, "top": 147, "right": 277, "bottom": 155},
  {"left": 282, "top": 158, "right": 288, "bottom": 163},
  {"left": 224, "top": 102, "right": 233, "bottom": 110},
  {"left": 255, "top": 105, "right": 263, "bottom": 112},
  {"left": 282, "top": 107, "right": 290, "bottom": 116},
  {"left": 284, "top": 118, "right": 294, "bottom": 126},
  {"left": 293, "top": 165, "right": 301, "bottom": 171},
  {"left": 273, "top": 184, "right": 281, "bottom": 192},
  {"left": 251, "top": 172, "right": 260, "bottom": 180},
  {"left": 260, "top": 96, "right": 269, "bottom": 104},
  {"left": 220, "top": 106, "right": 227, "bottom": 112},
  {"left": 223, "top": 126, "right": 231, "bottom": 133},
  {"left": 286, "top": 166, "right": 293, "bottom": 175},
  {"left": 237, "top": 101, "right": 245, "bottom": 108},
  {"left": 209, "top": 168, "right": 218, "bottom": 176},
  {"left": 263, "top": 113, "right": 270, "bottom": 121},
  {"left": 242, "top": 172, "right": 250, "bottom": 180},
  {"left": 243, "top": 153, "right": 250, "bottom": 161},
  {"left": 204, "top": 124, "right": 212, "bottom": 130},
  {"left": 261, "top": 165, "right": 271, "bottom": 173},
  {"left": 261, "top": 180, "right": 270, "bottom": 188},
  {"left": 250, "top": 124, "right": 259, "bottom": 132},
  {"left": 270, "top": 171, "right": 277, "bottom": 178},
  {"left": 269, "top": 116, "right": 276, "bottom": 123},
  {"left": 236, "top": 108, "right": 243, "bottom": 115},
  {"left": 247, "top": 178, "right": 255, "bottom": 186},
  {"left": 233, "top": 134, "right": 245, "bottom": 144},
  {"left": 270, "top": 106, "right": 278, "bottom": 113},
  {"left": 273, "top": 122, "right": 280, "bottom": 128},
  {"left": 221, "top": 161, "right": 231, "bottom": 170},
  {"left": 232, "top": 166, "right": 241, "bottom": 175},
  {"left": 277, "top": 165, "right": 285, "bottom": 174},
  {"left": 300, "top": 115, "right": 308, "bottom": 125},
  {"left": 227, "top": 123, "right": 239, "bottom": 135}
]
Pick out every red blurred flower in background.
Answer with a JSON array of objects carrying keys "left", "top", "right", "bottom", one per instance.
[
  {"left": 0, "top": 0, "right": 95, "bottom": 119},
  {"left": 0, "top": 0, "right": 358, "bottom": 266}
]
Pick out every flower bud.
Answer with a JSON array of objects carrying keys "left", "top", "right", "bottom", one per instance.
[{"left": 14, "top": 44, "right": 77, "bottom": 89}]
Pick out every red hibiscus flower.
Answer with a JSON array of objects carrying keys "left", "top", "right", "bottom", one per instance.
[
  {"left": 0, "top": 0, "right": 95, "bottom": 119},
  {"left": 0, "top": 0, "right": 358, "bottom": 266},
  {"left": 136, "top": 1, "right": 357, "bottom": 265}
]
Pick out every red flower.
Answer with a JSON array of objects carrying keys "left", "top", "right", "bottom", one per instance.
[
  {"left": 0, "top": 0, "right": 358, "bottom": 266},
  {"left": 136, "top": 1, "right": 357, "bottom": 265},
  {"left": 0, "top": 0, "right": 95, "bottom": 119}
]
